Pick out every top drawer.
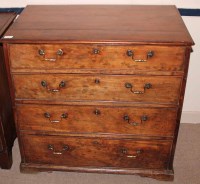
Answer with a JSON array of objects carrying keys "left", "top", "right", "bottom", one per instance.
[{"left": 9, "top": 44, "right": 185, "bottom": 73}]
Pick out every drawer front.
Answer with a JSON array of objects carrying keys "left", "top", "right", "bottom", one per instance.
[
  {"left": 22, "top": 134, "right": 171, "bottom": 169},
  {"left": 13, "top": 74, "right": 182, "bottom": 104},
  {"left": 9, "top": 44, "right": 185, "bottom": 72},
  {"left": 17, "top": 105, "right": 177, "bottom": 137}
]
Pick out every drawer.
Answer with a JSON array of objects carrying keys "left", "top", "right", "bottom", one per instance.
[
  {"left": 17, "top": 104, "right": 177, "bottom": 137},
  {"left": 21, "top": 134, "right": 172, "bottom": 169},
  {"left": 13, "top": 74, "right": 182, "bottom": 104},
  {"left": 9, "top": 44, "right": 185, "bottom": 72}
]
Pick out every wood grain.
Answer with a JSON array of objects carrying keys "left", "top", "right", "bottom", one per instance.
[
  {"left": 16, "top": 104, "right": 177, "bottom": 137},
  {"left": 9, "top": 44, "right": 186, "bottom": 72},
  {"left": 2, "top": 5, "right": 194, "bottom": 180},
  {"left": 13, "top": 74, "right": 182, "bottom": 104},
  {"left": 20, "top": 163, "right": 174, "bottom": 181},
  {"left": 21, "top": 134, "right": 172, "bottom": 169},
  {"left": 3, "top": 5, "right": 194, "bottom": 45},
  {"left": 0, "top": 13, "right": 16, "bottom": 36}
]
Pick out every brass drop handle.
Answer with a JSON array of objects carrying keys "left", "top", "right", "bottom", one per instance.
[
  {"left": 48, "top": 144, "right": 69, "bottom": 155},
  {"left": 125, "top": 82, "right": 152, "bottom": 94},
  {"left": 41, "top": 80, "right": 66, "bottom": 93},
  {"left": 38, "top": 49, "right": 64, "bottom": 62},
  {"left": 123, "top": 115, "right": 148, "bottom": 126},
  {"left": 127, "top": 50, "right": 154, "bottom": 62},
  {"left": 44, "top": 112, "right": 68, "bottom": 123},
  {"left": 120, "top": 148, "right": 142, "bottom": 158}
]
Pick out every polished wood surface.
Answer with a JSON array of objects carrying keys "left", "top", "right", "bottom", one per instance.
[
  {"left": 9, "top": 44, "right": 185, "bottom": 72},
  {"left": 0, "top": 13, "right": 16, "bottom": 36},
  {"left": 13, "top": 74, "right": 182, "bottom": 104},
  {"left": 3, "top": 5, "right": 194, "bottom": 45},
  {"left": 17, "top": 105, "right": 177, "bottom": 137},
  {"left": 0, "top": 13, "right": 16, "bottom": 169},
  {"left": 3, "top": 5, "right": 194, "bottom": 180},
  {"left": 21, "top": 134, "right": 172, "bottom": 169}
]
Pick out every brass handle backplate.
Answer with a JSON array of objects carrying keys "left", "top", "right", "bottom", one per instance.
[
  {"left": 127, "top": 50, "right": 154, "bottom": 62},
  {"left": 125, "top": 82, "right": 152, "bottom": 94},
  {"left": 119, "top": 148, "right": 142, "bottom": 158},
  {"left": 94, "top": 109, "right": 101, "bottom": 115},
  {"left": 123, "top": 115, "right": 148, "bottom": 126},
  {"left": 38, "top": 49, "right": 64, "bottom": 62},
  {"left": 93, "top": 48, "right": 100, "bottom": 54},
  {"left": 48, "top": 144, "right": 69, "bottom": 155},
  {"left": 41, "top": 80, "right": 66, "bottom": 93},
  {"left": 94, "top": 78, "right": 100, "bottom": 84},
  {"left": 44, "top": 112, "right": 68, "bottom": 123}
]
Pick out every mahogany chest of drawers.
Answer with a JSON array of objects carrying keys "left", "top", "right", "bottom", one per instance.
[
  {"left": 0, "top": 12, "right": 16, "bottom": 169},
  {"left": 2, "top": 5, "right": 194, "bottom": 180}
]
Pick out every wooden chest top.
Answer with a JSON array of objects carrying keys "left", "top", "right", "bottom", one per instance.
[
  {"left": 2, "top": 5, "right": 194, "bottom": 179},
  {"left": 2, "top": 5, "right": 194, "bottom": 45},
  {"left": 0, "top": 13, "right": 16, "bottom": 37}
]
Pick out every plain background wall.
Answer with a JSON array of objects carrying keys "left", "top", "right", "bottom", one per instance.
[{"left": 1, "top": 0, "right": 200, "bottom": 123}]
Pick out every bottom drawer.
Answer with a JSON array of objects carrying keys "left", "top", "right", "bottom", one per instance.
[{"left": 21, "top": 134, "right": 172, "bottom": 169}]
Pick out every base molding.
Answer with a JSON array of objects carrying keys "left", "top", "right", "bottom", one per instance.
[{"left": 20, "top": 163, "right": 174, "bottom": 181}]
